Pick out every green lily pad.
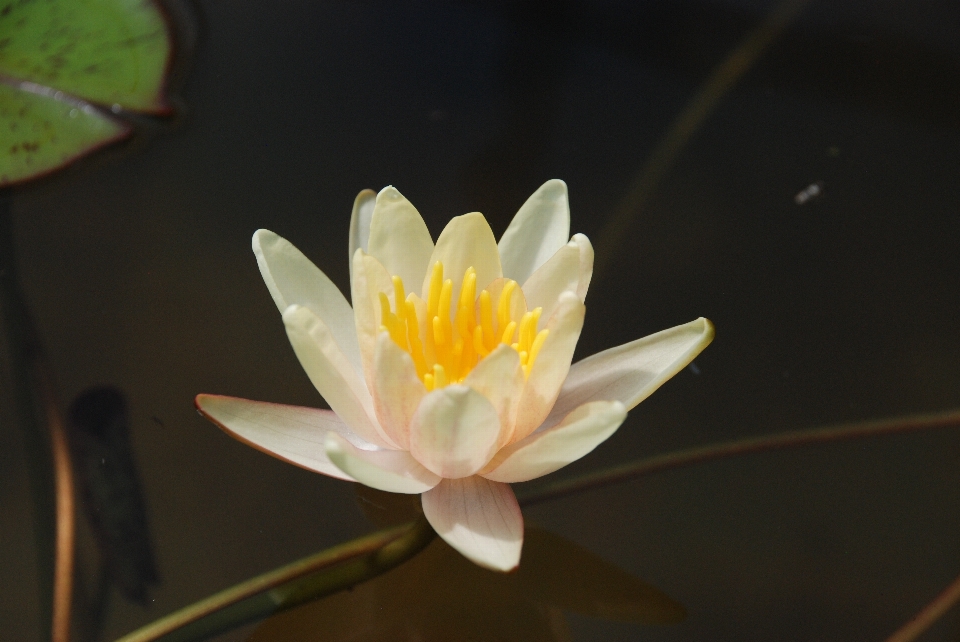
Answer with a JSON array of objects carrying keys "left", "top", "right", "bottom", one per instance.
[
  {"left": 0, "top": 80, "right": 129, "bottom": 186},
  {"left": 0, "top": 0, "right": 172, "bottom": 186},
  {"left": 0, "top": 0, "right": 171, "bottom": 112}
]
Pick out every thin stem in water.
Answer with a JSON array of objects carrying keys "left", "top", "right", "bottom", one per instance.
[
  {"left": 883, "top": 571, "right": 960, "bottom": 642},
  {"left": 518, "top": 409, "right": 960, "bottom": 507},
  {"left": 115, "top": 516, "right": 436, "bottom": 642},
  {"left": 592, "top": 0, "right": 811, "bottom": 282}
]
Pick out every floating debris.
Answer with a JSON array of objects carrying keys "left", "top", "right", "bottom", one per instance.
[{"left": 794, "top": 181, "right": 824, "bottom": 205}]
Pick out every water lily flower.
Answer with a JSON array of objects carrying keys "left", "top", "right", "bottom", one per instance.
[{"left": 196, "top": 180, "right": 713, "bottom": 572}]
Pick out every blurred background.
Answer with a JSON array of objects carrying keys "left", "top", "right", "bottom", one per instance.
[{"left": 1, "top": 0, "right": 959, "bottom": 639}]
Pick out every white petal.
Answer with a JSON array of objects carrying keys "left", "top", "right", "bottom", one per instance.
[
  {"left": 463, "top": 344, "right": 525, "bottom": 448},
  {"left": 498, "top": 179, "right": 571, "bottom": 285},
  {"left": 195, "top": 394, "right": 363, "bottom": 481},
  {"left": 253, "top": 230, "right": 362, "bottom": 376},
  {"left": 348, "top": 189, "right": 376, "bottom": 277},
  {"left": 325, "top": 433, "right": 440, "bottom": 494},
  {"left": 283, "top": 304, "right": 395, "bottom": 448},
  {"left": 512, "top": 292, "right": 586, "bottom": 442},
  {"left": 546, "top": 318, "right": 715, "bottom": 430},
  {"left": 421, "top": 476, "right": 524, "bottom": 572},
  {"left": 572, "top": 234, "right": 594, "bottom": 301},
  {"left": 421, "top": 212, "right": 502, "bottom": 310},
  {"left": 408, "top": 385, "right": 501, "bottom": 479},
  {"left": 521, "top": 233, "right": 593, "bottom": 324},
  {"left": 483, "top": 401, "right": 626, "bottom": 483},
  {"left": 372, "top": 333, "right": 426, "bottom": 450},
  {"left": 350, "top": 250, "right": 395, "bottom": 387},
  {"left": 367, "top": 186, "right": 435, "bottom": 291}
]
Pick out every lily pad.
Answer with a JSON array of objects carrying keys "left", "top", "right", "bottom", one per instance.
[
  {"left": 0, "top": 0, "right": 172, "bottom": 186},
  {"left": 0, "top": 81, "right": 129, "bottom": 186}
]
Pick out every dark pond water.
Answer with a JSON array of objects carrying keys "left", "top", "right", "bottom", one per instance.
[{"left": 2, "top": 0, "right": 960, "bottom": 640}]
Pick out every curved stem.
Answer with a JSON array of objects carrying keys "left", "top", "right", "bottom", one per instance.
[
  {"left": 115, "top": 516, "right": 436, "bottom": 642},
  {"left": 592, "top": 0, "right": 811, "bottom": 281},
  {"left": 47, "top": 376, "right": 76, "bottom": 642},
  {"left": 518, "top": 409, "right": 960, "bottom": 507},
  {"left": 883, "top": 572, "right": 960, "bottom": 642},
  {"left": 0, "top": 192, "right": 76, "bottom": 642}
]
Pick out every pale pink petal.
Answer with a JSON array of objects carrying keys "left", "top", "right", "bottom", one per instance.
[
  {"left": 545, "top": 318, "right": 715, "bottom": 430},
  {"left": 348, "top": 189, "right": 376, "bottom": 275},
  {"left": 511, "top": 292, "right": 585, "bottom": 442},
  {"left": 371, "top": 333, "right": 426, "bottom": 450},
  {"left": 521, "top": 233, "right": 593, "bottom": 323},
  {"left": 195, "top": 394, "right": 364, "bottom": 481},
  {"left": 408, "top": 385, "right": 501, "bottom": 479},
  {"left": 421, "top": 476, "right": 524, "bottom": 572},
  {"left": 367, "top": 187, "right": 435, "bottom": 291},
  {"left": 421, "top": 212, "right": 502, "bottom": 312},
  {"left": 498, "top": 179, "right": 570, "bottom": 285},
  {"left": 324, "top": 433, "right": 440, "bottom": 494},
  {"left": 482, "top": 400, "right": 626, "bottom": 483},
  {"left": 283, "top": 305, "right": 396, "bottom": 448},
  {"left": 253, "top": 230, "right": 362, "bottom": 376},
  {"left": 463, "top": 344, "right": 525, "bottom": 448},
  {"left": 350, "top": 250, "right": 395, "bottom": 387}
]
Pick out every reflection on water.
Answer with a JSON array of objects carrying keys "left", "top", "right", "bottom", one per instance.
[{"left": 249, "top": 488, "right": 683, "bottom": 641}]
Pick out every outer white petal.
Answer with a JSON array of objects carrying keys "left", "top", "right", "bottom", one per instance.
[
  {"left": 195, "top": 395, "right": 363, "bottom": 481},
  {"left": 545, "top": 318, "right": 715, "bottom": 430},
  {"left": 421, "top": 476, "right": 524, "bottom": 572},
  {"left": 324, "top": 433, "right": 440, "bottom": 494},
  {"left": 482, "top": 400, "right": 626, "bottom": 483},
  {"left": 421, "top": 212, "right": 502, "bottom": 309},
  {"left": 498, "top": 179, "right": 571, "bottom": 285},
  {"left": 283, "top": 305, "right": 396, "bottom": 448},
  {"left": 512, "top": 292, "right": 586, "bottom": 442},
  {"left": 521, "top": 233, "right": 593, "bottom": 323},
  {"left": 350, "top": 250, "right": 395, "bottom": 387},
  {"left": 348, "top": 189, "right": 376, "bottom": 277},
  {"left": 463, "top": 344, "right": 525, "bottom": 448},
  {"left": 366, "top": 186, "right": 435, "bottom": 291},
  {"left": 253, "top": 230, "right": 362, "bottom": 376},
  {"left": 408, "top": 385, "right": 501, "bottom": 479},
  {"left": 371, "top": 333, "right": 426, "bottom": 450}
]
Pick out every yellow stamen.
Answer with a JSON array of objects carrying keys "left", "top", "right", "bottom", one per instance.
[
  {"left": 501, "top": 321, "right": 517, "bottom": 345},
  {"left": 473, "top": 325, "right": 489, "bottom": 357},
  {"left": 525, "top": 329, "right": 549, "bottom": 376},
  {"left": 427, "top": 262, "right": 443, "bottom": 318},
  {"left": 479, "top": 290, "right": 495, "bottom": 352},
  {"left": 392, "top": 276, "right": 406, "bottom": 313},
  {"left": 497, "top": 280, "right": 517, "bottom": 335},
  {"left": 404, "top": 298, "right": 427, "bottom": 378},
  {"left": 378, "top": 262, "right": 556, "bottom": 389}
]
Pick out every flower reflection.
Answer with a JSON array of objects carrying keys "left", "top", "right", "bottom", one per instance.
[
  {"left": 247, "top": 489, "right": 685, "bottom": 642},
  {"left": 197, "top": 180, "right": 713, "bottom": 571}
]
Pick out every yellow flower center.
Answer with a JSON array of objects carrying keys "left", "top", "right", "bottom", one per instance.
[{"left": 379, "top": 261, "right": 550, "bottom": 390}]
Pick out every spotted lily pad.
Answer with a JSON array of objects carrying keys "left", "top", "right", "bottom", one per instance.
[{"left": 0, "top": 0, "right": 172, "bottom": 186}]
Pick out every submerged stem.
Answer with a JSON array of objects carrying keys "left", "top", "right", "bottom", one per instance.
[
  {"left": 0, "top": 193, "right": 77, "bottom": 642},
  {"left": 592, "top": 0, "right": 812, "bottom": 281},
  {"left": 518, "top": 409, "right": 960, "bottom": 507},
  {"left": 115, "top": 517, "right": 436, "bottom": 642},
  {"left": 883, "top": 572, "right": 960, "bottom": 642}
]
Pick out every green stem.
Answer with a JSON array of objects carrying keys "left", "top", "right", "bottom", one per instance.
[
  {"left": 115, "top": 517, "right": 436, "bottom": 642},
  {"left": 518, "top": 409, "right": 960, "bottom": 507},
  {"left": 0, "top": 192, "right": 55, "bottom": 642}
]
